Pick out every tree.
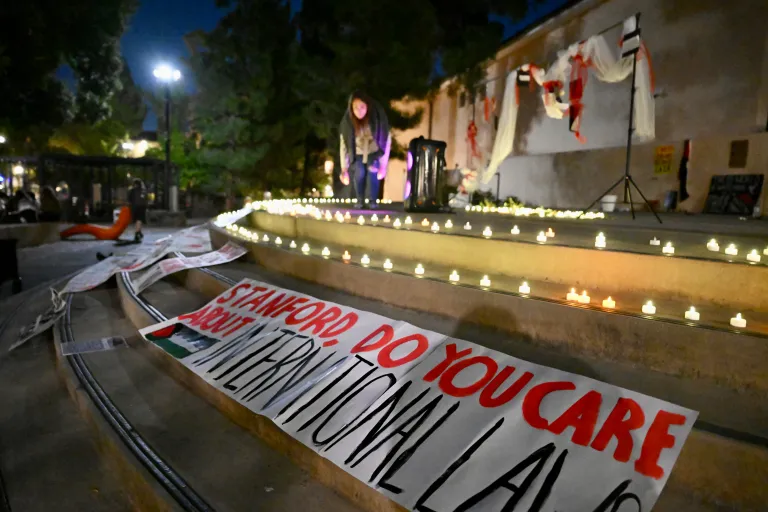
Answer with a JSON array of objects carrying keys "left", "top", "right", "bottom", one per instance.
[
  {"left": 46, "top": 60, "right": 146, "bottom": 156},
  {"left": 110, "top": 60, "right": 147, "bottom": 135},
  {"left": 0, "top": 0, "right": 136, "bottom": 152},
  {"left": 187, "top": 0, "right": 320, "bottom": 198},
  {"left": 181, "top": 0, "right": 538, "bottom": 197},
  {"left": 296, "top": 0, "right": 536, "bottom": 188},
  {"left": 47, "top": 119, "right": 128, "bottom": 155}
]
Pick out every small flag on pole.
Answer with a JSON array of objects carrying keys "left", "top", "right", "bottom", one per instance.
[{"left": 621, "top": 15, "right": 641, "bottom": 58}]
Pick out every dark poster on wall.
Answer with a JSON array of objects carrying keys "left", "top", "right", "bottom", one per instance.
[{"left": 703, "top": 174, "right": 764, "bottom": 214}]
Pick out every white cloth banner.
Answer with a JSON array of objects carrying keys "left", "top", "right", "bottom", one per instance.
[
  {"left": 131, "top": 242, "right": 247, "bottom": 294},
  {"left": 485, "top": 70, "right": 519, "bottom": 183},
  {"left": 60, "top": 240, "right": 173, "bottom": 294},
  {"left": 152, "top": 224, "right": 213, "bottom": 253},
  {"left": 9, "top": 288, "right": 67, "bottom": 352},
  {"left": 140, "top": 279, "right": 697, "bottom": 511},
  {"left": 60, "top": 225, "right": 214, "bottom": 294}
]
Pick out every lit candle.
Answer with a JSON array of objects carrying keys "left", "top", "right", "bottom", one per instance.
[
  {"left": 747, "top": 250, "right": 761, "bottom": 263},
  {"left": 262, "top": 234, "right": 269, "bottom": 242},
  {"left": 482, "top": 226, "right": 492, "bottom": 238},
  {"left": 578, "top": 291, "right": 590, "bottom": 304},
  {"left": 650, "top": 237, "right": 660, "bottom": 246},
  {"left": 706, "top": 239, "right": 719, "bottom": 252},
  {"left": 511, "top": 225, "right": 520, "bottom": 235},
  {"left": 301, "top": 243, "right": 310, "bottom": 254},
  {"left": 275, "top": 237, "right": 282, "bottom": 245},
  {"left": 342, "top": 250, "right": 351, "bottom": 262},
  {"left": 384, "top": 215, "right": 391, "bottom": 223},
  {"left": 431, "top": 222, "right": 440, "bottom": 233},
  {"left": 361, "top": 254, "right": 370, "bottom": 266},
  {"left": 421, "top": 218, "right": 430, "bottom": 227},
  {"left": 449, "top": 270, "right": 460, "bottom": 283},
  {"left": 518, "top": 282, "right": 530, "bottom": 294},
  {"left": 445, "top": 219, "right": 453, "bottom": 229},
  {"left": 725, "top": 244, "right": 738, "bottom": 256},
  {"left": 404, "top": 216, "right": 413, "bottom": 226},
  {"left": 662, "top": 242, "right": 675, "bottom": 255},
  {"left": 357, "top": 215, "right": 365, "bottom": 225},
  {"left": 595, "top": 232, "right": 606, "bottom": 249},
  {"left": 415, "top": 264, "right": 425, "bottom": 276},
  {"left": 642, "top": 301, "right": 656, "bottom": 315},
  {"left": 321, "top": 247, "right": 330, "bottom": 257},
  {"left": 344, "top": 212, "right": 351, "bottom": 220},
  {"left": 383, "top": 258, "right": 393, "bottom": 270},
  {"left": 602, "top": 296, "right": 615, "bottom": 309},
  {"left": 480, "top": 275, "right": 491, "bottom": 288},
  {"left": 730, "top": 313, "right": 746, "bottom": 329},
  {"left": 546, "top": 227, "right": 555, "bottom": 238},
  {"left": 289, "top": 240, "right": 297, "bottom": 249},
  {"left": 371, "top": 214, "right": 379, "bottom": 223},
  {"left": 684, "top": 307, "right": 700, "bottom": 321},
  {"left": 336, "top": 213, "right": 344, "bottom": 223},
  {"left": 566, "top": 288, "right": 579, "bottom": 301},
  {"left": 393, "top": 218, "right": 402, "bottom": 228},
  {"left": 536, "top": 231, "right": 547, "bottom": 243},
  {"left": 464, "top": 222, "right": 472, "bottom": 230}
]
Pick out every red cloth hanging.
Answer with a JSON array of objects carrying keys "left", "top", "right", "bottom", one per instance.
[
  {"left": 568, "top": 50, "right": 590, "bottom": 143},
  {"left": 467, "top": 120, "right": 481, "bottom": 159},
  {"left": 483, "top": 96, "right": 496, "bottom": 122}
]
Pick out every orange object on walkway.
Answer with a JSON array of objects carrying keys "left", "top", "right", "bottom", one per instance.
[{"left": 60, "top": 206, "right": 132, "bottom": 240}]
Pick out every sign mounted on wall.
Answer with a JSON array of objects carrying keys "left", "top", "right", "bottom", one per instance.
[
  {"left": 653, "top": 145, "right": 675, "bottom": 175},
  {"left": 140, "top": 278, "right": 698, "bottom": 512}
]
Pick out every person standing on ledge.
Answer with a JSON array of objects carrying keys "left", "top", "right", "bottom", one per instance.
[
  {"left": 339, "top": 91, "right": 391, "bottom": 209},
  {"left": 128, "top": 178, "right": 147, "bottom": 242}
]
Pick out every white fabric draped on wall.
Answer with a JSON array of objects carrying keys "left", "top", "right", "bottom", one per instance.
[{"left": 482, "top": 21, "right": 655, "bottom": 184}]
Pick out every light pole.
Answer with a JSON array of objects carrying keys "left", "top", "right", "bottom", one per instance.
[{"left": 153, "top": 64, "right": 181, "bottom": 211}]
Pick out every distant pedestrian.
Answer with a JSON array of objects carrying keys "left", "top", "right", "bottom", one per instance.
[
  {"left": 128, "top": 178, "right": 147, "bottom": 242},
  {"left": 339, "top": 91, "right": 391, "bottom": 209}
]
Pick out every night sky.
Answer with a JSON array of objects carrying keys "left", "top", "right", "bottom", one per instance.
[{"left": 123, "top": 0, "right": 570, "bottom": 130}]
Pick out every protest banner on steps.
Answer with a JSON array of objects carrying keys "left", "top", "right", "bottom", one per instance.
[
  {"left": 131, "top": 242, "right": 247, "bottom": 294},
  {"left": 140, "top": 278, "right": 697, "bottom": 512}
]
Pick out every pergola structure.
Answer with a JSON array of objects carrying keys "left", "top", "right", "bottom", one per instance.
[{"left": 0, "top": 153, "right": 176, "bottom": 221}]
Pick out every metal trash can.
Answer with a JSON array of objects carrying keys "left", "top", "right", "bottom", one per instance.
[
  {"left": 405, "top": 136, "right": 449, "bottom": 212},
  {"left": 0, "top": 238, "right": 22, "bottom": 294}
]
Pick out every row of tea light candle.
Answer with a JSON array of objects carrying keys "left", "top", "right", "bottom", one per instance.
[
  {"left": 226, "top": 223, "right": 752, "bottom": 330},
  {"left": 323, "top": 211, "right": 767, "bottom": 261}
]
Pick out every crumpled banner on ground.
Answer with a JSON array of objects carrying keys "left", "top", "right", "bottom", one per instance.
[{"left": 130, "top": 242, "right": 247, "bottom": 294}]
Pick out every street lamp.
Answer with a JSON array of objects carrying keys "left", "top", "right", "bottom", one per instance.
[
  {"left": 153, "top": 64, "right": 182, "bottom": 211},
  {"left": 0, "top": 135, "right": 6, "bottom": 144}
]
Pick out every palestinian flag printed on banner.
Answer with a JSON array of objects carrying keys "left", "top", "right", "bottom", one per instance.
[{"left": 144, "top": 323, "right": 220, "bottom": 359}]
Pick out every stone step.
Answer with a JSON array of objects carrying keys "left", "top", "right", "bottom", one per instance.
[{"left": 121, "top": 260, "right": 768, "bottom": 511}]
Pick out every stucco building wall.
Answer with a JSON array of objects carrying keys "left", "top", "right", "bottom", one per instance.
[{"left": 385, "top": 0, "right": 768, "bottom": 213}]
